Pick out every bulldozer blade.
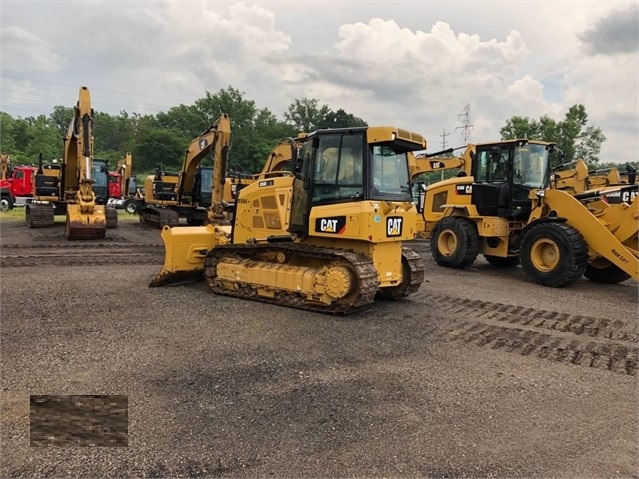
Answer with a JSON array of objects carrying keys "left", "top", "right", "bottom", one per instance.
[
  {"left": 65, "top": 205, "right": 106, "bottom": 240},
  {"left": 149, "top": 225, "right": 217, "bottom": 287}
]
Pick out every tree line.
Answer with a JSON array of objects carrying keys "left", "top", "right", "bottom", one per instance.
[{"left": 1, "top": 85, "right": 609, "bottom": 180}]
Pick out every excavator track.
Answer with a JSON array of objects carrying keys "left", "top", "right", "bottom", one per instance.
[
  {"left": 26, "top": 204, "right": 54, "bottom": 228},
  {"left": 203, "top": 243, "right": 380, "bottom": 314},
  {"left": 140, "top": 206, "right": 179, "bottom": 228}
]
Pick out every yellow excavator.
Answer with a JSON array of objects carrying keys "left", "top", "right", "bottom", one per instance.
[
  {"left": 151, "top": 114, "right": 428, "bottom": 313},
  {"left": 139, "top": 126, "right": 261, "bottom": 228},
  {"left": 26, "top": 86, "right": 107, "bottom": 240},
  {"left": 414, "top": 139, "right": 638, "bottom": 286},
  {"left": 552, "top": 158, "right": 637, "bottom": 197}
]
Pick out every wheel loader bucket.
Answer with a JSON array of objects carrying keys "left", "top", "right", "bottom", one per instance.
[
  {"left": 65, "top": 204, "right": 106, "bottom": 240},
  {"left": 149, "top": 224, "right": 223, "bottom": 287}
]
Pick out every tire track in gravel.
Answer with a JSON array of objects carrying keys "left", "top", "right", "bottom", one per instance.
[
  {"left": 411, "top": 291, "right": 638, "bottom": 376},
  {"left": 0, "top": 242, "right": 164, "bottom": 267}
]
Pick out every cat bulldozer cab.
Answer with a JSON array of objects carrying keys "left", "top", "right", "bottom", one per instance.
[
  {"left": 150, "top": 115, "right": 428, "bottom": 314},
  {"left": 416, "top": 139, "right": 638, "bottom": 287},
  {"left": 26, "top": 86, "right": 108, "bottom": 239}
]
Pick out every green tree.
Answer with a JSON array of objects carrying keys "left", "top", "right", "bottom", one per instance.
[
  {"left": 155, "top": 104, "right": 207, "bottom": 140},
  {"left": 131, "top": 116, "right": 188, "bottom": 174},
  {"left": 49, "top": 105, "right": 74, "bottom": 139},
  {"left": 93, "top": 110, "right": 135, "bottom": 161},
  {"left": 195, "top": 87, "right": 294, "bottom": 173},
  {"left": 323, "top": 108, "right": 367, "bottom": 128},
  {"left": 284, "top": 98, "right": 330, "bottom": 132},
  {"left": 23, "top": 115, "right": 60, "bottom": 162},
  {"left": 0, "top": 113, "right": 20, "bottom": 160},
  {"left": 500, "top": 104, "right": 606, "bottom": 166}
]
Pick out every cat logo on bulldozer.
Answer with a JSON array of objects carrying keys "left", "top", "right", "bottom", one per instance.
[
  {"left": 315, "top": 216, "right": 346, "bottom": 234},
  {"left": 387, "top": 216, "right": 403, "bottom": 237}
]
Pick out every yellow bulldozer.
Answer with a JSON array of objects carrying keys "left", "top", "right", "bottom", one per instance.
[
  {"left": 26, "top": 86, "right": 108, "bottom": 240},
  {"left": 414, "top": 139, "right": 638, "bottom": 287},
  {"left": 150, "top": 114, "right": 428, "bottom": 313}
]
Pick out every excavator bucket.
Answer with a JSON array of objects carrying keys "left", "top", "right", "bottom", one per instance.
[
  {"left": 65, "top": 204, "right": 106, "bottom": 240},
  {"left": 150, "top": 224, "right": 225, "bottom": 287}
]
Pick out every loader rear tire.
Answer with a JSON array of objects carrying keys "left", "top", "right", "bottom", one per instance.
[
  {"left": 584, "top": 262, "right": 631, "bottom": 284},
  {"left": 484, "top": 254, "right": 520, "bottom": 267},
  {"left": 430, "top": 217, "right": 480, "bottom": 269},
  {"left": 520, "top": 222, "right": 588, "bottom": 287}
]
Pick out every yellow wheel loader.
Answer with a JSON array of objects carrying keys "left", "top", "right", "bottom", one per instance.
[
  {"left": 415, "top": 139, "right": 638, "bottom": 287},
  {"left": 150, "top": 115, "right": 428, "bottom": 313},
  {"left": 26, "top": 86, "right": 107, "bottom": 240}
]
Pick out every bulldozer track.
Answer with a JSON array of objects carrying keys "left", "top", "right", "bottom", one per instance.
[
  {"left": 0, "top": 243, "right": 163, "bottom": 268},
  {"left": 411, "top": 292, "right": 637, "bottom": 376},
  {"left": 204, "top": 243, "right": 380, "bottom": 314}
]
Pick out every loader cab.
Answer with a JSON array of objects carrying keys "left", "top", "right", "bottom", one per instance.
[
  {"left": 289, "top": 127, "right": 414, "bottom": 236},
  {"left": 471, "top": 140, "right": 553, "bottom": 219}
]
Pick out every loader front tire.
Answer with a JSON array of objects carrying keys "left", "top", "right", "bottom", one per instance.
[
  {"left": 584, "top": 262, "right": 631, "bottom": 284},
  {"left": 430, "top": 217, "right": 480, "bottom": 269},
  {"left": 520, "top": 222, "right": 588, "bottom": 287}
]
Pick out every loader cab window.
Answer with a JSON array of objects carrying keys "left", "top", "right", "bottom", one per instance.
[
  {"left": 475, "top": 148, "right": 508, "bottom": 183},
  {"left": 512, "top": 144, "right": 550, "bottom": 188}
]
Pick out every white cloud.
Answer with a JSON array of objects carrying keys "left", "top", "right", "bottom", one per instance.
[
  {"left": 1, "top": 26, "right": 62, "bottom": 74},
  {"left": 0, "top": 1, "right": 636, "bottom": 164}
]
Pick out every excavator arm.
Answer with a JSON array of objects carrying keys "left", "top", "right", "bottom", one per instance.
[
  {"left": 117, "top": 152, "right": 133, "bottom": 196},
  {"left": 410, "top": 146, "right": 471, "bottom": 182},
  {"left": 176, "top": 122, "right": 231, "bottom": 206},
  {"left": 207, "top": 114, "right": 232, "bottom": 224},
  {"left": 63, "top": 87, "right": 106, "bottom": 239}
]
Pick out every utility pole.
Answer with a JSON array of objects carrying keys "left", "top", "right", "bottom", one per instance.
[
  {"left": 456, "top": 103, "right": 473, "bottom": 145},
  {"left": 440, "top": 130, "right": 450, "bottom": 150},
  {"left": 440, "top": 130, "right": 450, "bottom": 180}
]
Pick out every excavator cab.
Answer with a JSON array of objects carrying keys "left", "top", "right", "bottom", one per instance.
[{"left": 470, "top": 140, "right": 553, "bottom": 219}]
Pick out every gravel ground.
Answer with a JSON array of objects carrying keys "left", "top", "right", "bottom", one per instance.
[{"left": 1, "top": 216, "right": 637, "bottom": 478}]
